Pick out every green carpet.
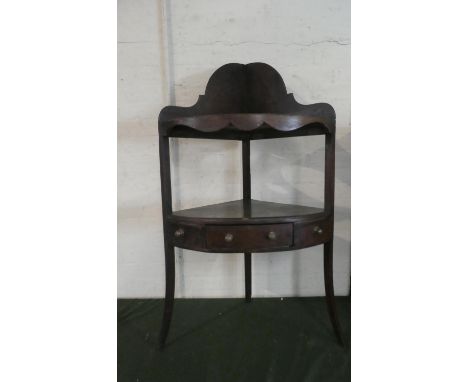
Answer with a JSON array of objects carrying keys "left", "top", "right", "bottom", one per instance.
[{"left": 118, "top": 297, "right": 350, "bottom": 382}]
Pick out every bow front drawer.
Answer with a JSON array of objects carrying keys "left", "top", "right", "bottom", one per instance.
[{"left": 206, "top": 223, "right": 293, "bottom": 252}]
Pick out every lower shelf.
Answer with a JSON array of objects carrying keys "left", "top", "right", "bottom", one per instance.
[{"left": 171, "top": 199, "right": 324, "bottom": 221}]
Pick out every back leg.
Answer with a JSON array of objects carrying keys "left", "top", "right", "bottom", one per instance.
[{"left": 244, "top": 252, "right": 251, "bottom": 302}]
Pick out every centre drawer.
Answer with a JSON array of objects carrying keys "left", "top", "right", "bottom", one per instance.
[{"left": 206, "top": 223, "right": 293, "bottom": 252}]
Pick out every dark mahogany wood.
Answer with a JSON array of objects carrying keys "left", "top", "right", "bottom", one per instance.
[
  {"left": 242, "top": 140, "right": 252, "bottom": 302},
  {"left": 324, "top": 240, "right": 344, "bottom": 345},
  {"left": 244, "top": 252, "right": 251, "bottom": 303},
  {"left": 206, "top": 223, "right": 293, "bottom": 252},
  {"left": 158, "top": 136, "right": 175, "bottom": 350},
  {"left": 294, "top": 219, "right": 334, "bottom": 248},
  {"left": 171, "top": 199, "right": 324, "bottom": 221},
  {"left": 168, "top": 219, "right": 331, "bottom": 253},
  {"left": 160, "top": 113, "right": 332, "bottom": 136},
  {"left": 157, "top": 63, "right": 343, "bottom": 348},
  {"left": 158, "top": 63, "right": 336, "bottom": 140}
]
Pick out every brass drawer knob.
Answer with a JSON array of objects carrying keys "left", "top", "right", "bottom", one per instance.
[
  {"left": 268, "top": 231, "right": 276, "bottom": 240},
  {"left": 225, "top": 233, "right": 234, "bottom": 242},
  {"left": 313, "top": 226, "right": 323, "bottom": 235},
  {"left": 174, "top": 228, "right": 184, "bottom": 238}
]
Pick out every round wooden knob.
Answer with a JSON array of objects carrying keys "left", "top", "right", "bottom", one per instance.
[
  {"left": 268, "top": 231, "right": 276, "bottom": 240},
  {"left": 174, "top": 228, "right": 184, "bottom": 238},
  {"left": 313, "top": 226, "right": 323, "bottom": 235},
  {"left": 225, "top": 233, "right": 234, "bottom": 242}
]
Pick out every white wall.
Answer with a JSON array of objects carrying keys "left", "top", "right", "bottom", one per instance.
[{"left": 118, "top": 0, "right": 350, "bottom": 298}]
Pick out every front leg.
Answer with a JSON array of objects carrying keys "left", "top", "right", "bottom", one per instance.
[
  {"left": 324, "top": 240, "right": 344, "bottom": 345},
  {"left": 159, "top": 244, "right": 175, "bottom": 349}
]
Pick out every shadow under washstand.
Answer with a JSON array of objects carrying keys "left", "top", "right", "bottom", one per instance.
[{"left": 153, "top": 299, "right": 246, "bottom": 349}]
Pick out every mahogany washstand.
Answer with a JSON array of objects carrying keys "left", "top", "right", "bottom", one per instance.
[{"left": 158, "top": 63, "right": 343, "bottom": 348}]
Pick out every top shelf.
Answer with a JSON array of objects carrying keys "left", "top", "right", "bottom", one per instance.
[
  {"left": 159, "top": 113, "right": 331, "bottom": 140},
  {"left": 158, "top": 63, "right": 336, "bottom": 140}
]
